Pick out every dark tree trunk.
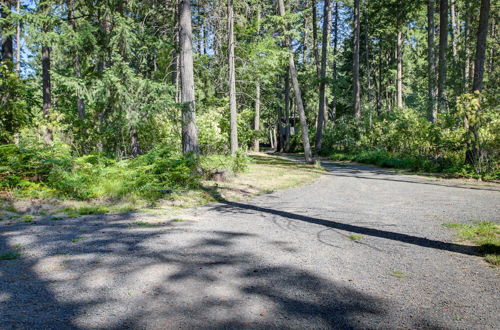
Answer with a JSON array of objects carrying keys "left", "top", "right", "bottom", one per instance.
[
  {"left": 311, "top": 0, "right": 320, "bottom": 74},
  {"left": 396, "top": 28, "right": 403, "bottom": 108},
  {"left": 130, "top": 127, "right": 141, "bottom": 157},
  {"left": 42, "top": 45, "right": 53, "bottom": 143},
  {"left": 284, "top": 68, "right": 291, "bottom": 152},
  {"left": 314, "top": 0, "right": 331, "bottom": 155},
  {"left": 427, "top": 0, "right": 437, "bottom": 122},
  {"left": 179, "top": 0, "right": 199, "bottom": 154},
  {"left": 331, "top": 1, "right": 339, "bottom": 121},
  {"left": 68, "top": 0, "right": 85, "bottom": 120},
  {"left": 437, "top": 0, "right": 448, "bottom": 112},
  {"left": 353, "top": 0, "right": 361, "bottom": 120},
  {"left": 228, "top": 0, "right": 238, "bottom": 154},
  {"left": 1, "top": 0, "right": 13, "bottom": 64}
]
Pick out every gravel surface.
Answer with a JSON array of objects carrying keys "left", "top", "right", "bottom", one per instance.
[{"left": 1, "top": 161, "right": 499, "bottom": 329}]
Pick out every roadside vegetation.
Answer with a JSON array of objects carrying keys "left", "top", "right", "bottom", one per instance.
[
  {"left": 0, "top": 151, "right": 321, "bottom": 222},
  {"left": 443, "top": 221, "right": 500, "bottom": 266}
]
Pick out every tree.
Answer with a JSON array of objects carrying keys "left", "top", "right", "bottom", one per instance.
[
  {"left": 437, "top": 0, "right": 447, "bottom": 112},
  {"left": 1, "top": 0, "right": 13, "bottom": 65},
  {"left": 472, "top": 0, "right": 490, "bottom": 92},
  {"left": 228, "top": 0, "right": 238, "bottom": 154},
  {"left": 353, "top": 0, "right": 361, "bottom": 120},
  {"left": 278, "top": 0, "right": 313, "bottom": 163},
  {"left": 314, "top": 0, "right": 331, "bottom": 154},
  {"left": 427, "top": 0, "right": 437, "bottom": 122},
  {"left": 179, "top": 0, "right": 199, "bottom": 154}
]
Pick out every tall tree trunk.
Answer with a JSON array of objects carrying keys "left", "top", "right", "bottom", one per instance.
[
  {"left": 364, "top": 0, "right": 371, "bottom": 104},
  {"left": 1, "top": 0, "right": 13, "bottom": 64},
  {"left": 311, "top": 0, "right": 320, "bottom": 74},
  {"left": 314, "top": 0, "right": 331, "bottom": 155},
  {"left": 376, "top": 39, "right": 382, "bottom": 116},
  {"left": 472, "top": 0, "right": 490, "bottom": 92},
  {"left": 437, "top": 0, "right": 448, "bottom": 112},
  {"left": 130, "top": 127, "right": 141, "bottom": 157},
  {"left": 427, "top": 0, "right": 437, "bottom": 122},
  {"left": 15, "top": 0, "right": 20, "bottom": 72},
  {"left": 353, "top": 0, "right": 361, "bottom": 120},
  {"left": 396, "top": 28, "right": 403, "bottom": 108},
  {"left": 227, "top": 0, "right": 238, "bottom": 154},
  {"left": 278, "top": 0, "right": 313, "bottom": 163},
  {"left": 463, "top": 0, "right": 470, "bottom": 91},
  {"left": 42, "top": 45, "right": 53, "bottom": 143},
  {"left": 450, "top": 0, "right": 457, "bottom": 57},
  {"left": 173, "top": 0, "right": 181, "bottom": 102},
  {"left": 254, "top": 82, "right": 260, "bottom": 152},
  {"left": 284, "top": 68, "right": 291, "bottom": 152},
  {"left": 466, "top": 0, "right": 491, "bottom": 168},
  {"left": 179, "top": 0, "right": 199, "bottom": 154},
  {"left": 331, "top": 1, "right": 339, "bottom": 121},
  {"left": 68, "top": 0, "right": 85, "bottom": 120}
]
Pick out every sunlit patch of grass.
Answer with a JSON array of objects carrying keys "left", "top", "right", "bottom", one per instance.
[
  {"left": 131, "top": 221, "right": 162, "bottom": 228},
  {"left": 21, "top": 215, "right": 33, "bottom": 223},
  {"left": 347, "top": 234, "right": 363, "bottom": 241},
  {"left": 62, "top": 206, "right": 110, "bottom": 218},
  {"left": 171, "top": 218, "right": 184, "bottom": 222},
  {"left": 389, "top": 269, "right": 407, "bottom": 278},
  {"left": 443, "top": 221, "right": 500, "bottom": 267},
  {"left": 71, "top": 237, "right": 89, "bottom": 243}
]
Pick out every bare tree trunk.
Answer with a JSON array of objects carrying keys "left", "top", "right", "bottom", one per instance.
[
  {"left": 364, "top": 1, "right": 371, "bottom": 104},
  {"left": 15, "top": 0, "right": 20, "bottom": 72},
  {"left": 1, "top": 0, "right": 13, "bottom": 64},
  {"left": 428, "top": 0, "right": 437, "bottom": 122},
  {"left": 331, "top": 1, "right": 339, "bottom": 121},
  {"left": 437, "top": 0, "right": 448, "bottom": 112},
  {"left": 463, "top": 0, "right": 470, "bottom": 91},
  {"left": 42, "top": 45, "right": 53, "bottom": 143},
  {"left": 254, "top": 82, "right": 260, "bottom": 152},
  {"left": 278, "top": 0, "right": 313, "bottom": 163},
  {"left": 314, "top": 0, "right": 331, "bottom": 155},
  {"left": 179, "top": 0, "right": 199, "bottom": 154},
  {"left": 227, "top": 0, "right": 238, "bottom": 154},
  {"left": 376, "top": 41, "right": 382, "bottom": 116},
  {"left": 472, "top": 0, "right": 490, "bottom": 93},
  {"left": 68, "top": 0, "right": 85, "bottom": 120},
  {"left": 353, "top": 0, "right": 361, "bottom": 120},
  {"left": 284, "top": 68, "right": 291, "bottom": 152},
  {"left": 311, "top": 0, "right": 320, "bottom": 75},
  {"left": 130, "top": 127, "right": 141, "bottom": 157},
  {"left": 396, "top": 28, "right": 403, "bottom": 108},
  {"left": 450, "top": 0, "right": 457, "bottom": 57},
  {"left": 173, "top": 0, "right": 181, "bottom": 102}
]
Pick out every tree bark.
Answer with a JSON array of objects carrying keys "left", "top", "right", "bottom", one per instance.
[
  {"left": 15, "top": 0, "right": 20, "bottom": 72},
  {"left": 179, "top": 0, "right": 199, "bottom": 154},
  {"left": 396, "top": 28, "right": 403, "bottom": 108},
  {"left": 450, "top": 0, "right": 457, "bottom": 58},
  {"left": 311, "top": 0, "right": 320, "bottom": 75},
  {"left": 42, "top": 45, "right": 53, "bottom": 143},
  {"left": 463, "top": 0, "right": 470, "bottom": 91},
  {"left": 364, "top": 1, "right": 371, "bottom": 104},
  {"left": 227, "top": 0, "right": 238, "bottom": 154},
  {"left": 278, "top": 0, "right": 313, "bottom": 163},
  {"left": 254, "top": 82, "right": 260, "bottom": 152},
  {"left": 427, "top": 0, "right": 437, "bottom": 122},
  {"left": 130, "top": 127, "right": 141, "bottom": 157},
  {"left": 472, "top": 0, "right": 490, "bottom": 92},
  {"left": 1, "top": 0, "right": 13, "bottom": 64},
  {"left": 466, "top": 0, "right": 491, "bottom": 168},
  {"left": 353, "top": 0, "right": 361, "bottom": 120},
  {"left": 284, "top": 68, "right": 291, "bottom": 152},
  {"left": 331, "top": 1, "right": 338, "bottom": 121},
  {"left": 314, "top": 0, "right": 331, "bottom": 155},
  {"left": 68, "top": 0, "right": 85, "bottom": 120},
  {"left": 437, "top": 0, "right": 448, "bottom": 112}
]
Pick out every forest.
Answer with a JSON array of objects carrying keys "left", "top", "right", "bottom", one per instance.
[{"left": 0, "top": 0, "right": 498, "bottom": 202}]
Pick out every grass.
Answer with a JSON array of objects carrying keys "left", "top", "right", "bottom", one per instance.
[
  {"left": 389, "top": 269, "right": 407, "bottom": 278},
  {"left": 62, "top": 206, "right": 110, "bottom": 218},
  {"left": 171, "top": 218, "right": 184, "bottom": 222},
  {"left": 0, "top": 251, "right": 21, "bottom": 260},
  {"left": 347, "top": 234, "right": 363, "bottom": 241},
  {"left": 443, "top": 221, "right": 500, "bottom": 266},
  {"left": 21, "top": 215, "right": 33, "bottom": 223},
  {"left": 131, "top": 221, "right": 162, "bottom": 228},
  {"left": 71, "top": 237, "right": 89, "bottom": 243}
]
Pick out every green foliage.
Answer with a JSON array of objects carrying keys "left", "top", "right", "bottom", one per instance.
[
  {"left": 199, "top": 151, "right": 250, "bottom": 178},
  {"left": 0, "top": 63, "right": 29, "bottom": 143},
  {"left": 324, "top": 106, "right": 499, "bottom": 179}
]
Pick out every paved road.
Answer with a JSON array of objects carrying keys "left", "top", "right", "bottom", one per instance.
[{"left": 1, "top": 161, "right": 499, "bottom": 329}]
